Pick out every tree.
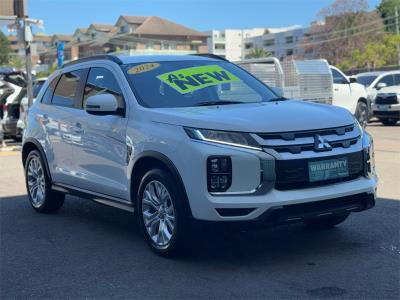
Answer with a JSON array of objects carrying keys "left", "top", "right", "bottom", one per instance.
[
  {"left": 377, "top": 0, "right": 400, "bottom": 33},
  {"left": 304, "top": 0, "right": 384, "bottom": 65},
  {"left": 0, "top": 32, "right": 12, "bottom": 65},
  {"left": 337, "top": 34, "right": 400, "bottom": 70},
  {"left": 246, "top": 47, "right": 271, "bottom": 59}
]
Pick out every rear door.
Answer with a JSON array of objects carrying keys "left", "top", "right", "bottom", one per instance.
[
  {"left": 68, "top": 66, "right": 129, "bottom": 200},
  {"left": 43, "top": 69, "right": 88, "bottom": 184}
]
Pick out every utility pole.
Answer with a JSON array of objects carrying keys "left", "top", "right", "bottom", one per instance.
[
  {"left": 14, "top": 0, "right": 33, "bottom": 107},
  {"left": 23, "top": 18, "right": 33, "bottom": 107},
  {"left": 395, "top": 6, "right": 400, "bottom": 67}
]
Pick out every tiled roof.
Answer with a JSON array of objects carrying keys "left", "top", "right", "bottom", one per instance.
[
  {"left": 120, "top": 16, "right": 148, "bottom": 24},
  {"left": 90, "top": 24, "right": 116, "bottom": 32},
  {"left": 133, "top": 16, "right": 207, "bottom": 37},
  {"left": 52, "top": 34, "right": 73, "bottom": 42}
]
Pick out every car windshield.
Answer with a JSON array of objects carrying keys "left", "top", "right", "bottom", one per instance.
[
  {"left": 123, "top": 60, "right": 279, "bottom": 108},
  {"left": 356, "top": 75, "right": 378, "bottom": 87}
]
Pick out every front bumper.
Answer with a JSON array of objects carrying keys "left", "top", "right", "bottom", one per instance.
[
  {"left": 372, "top": 103, "right": 400, "bottom": 119},
  {"left": 190, "top": 175, "right": 377, "bottom": 221}
]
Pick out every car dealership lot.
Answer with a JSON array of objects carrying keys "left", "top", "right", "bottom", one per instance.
[{"left": 0, "top": 124, "right": 399, "bottom": 299}]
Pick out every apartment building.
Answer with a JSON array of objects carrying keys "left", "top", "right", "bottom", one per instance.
[
  {"left": 19, "top": 15, "right": 209, "bottom": 69},
  {"left": 207, "top": 28, "right": 266, "bottom": 61},
  {"left": 244, "top": 26, "right": 310, "bottom": 60}
]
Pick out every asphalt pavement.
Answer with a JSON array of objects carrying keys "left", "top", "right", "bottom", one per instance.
[{"left": 0, "top": 124, "right": 399, "bottom": 299}]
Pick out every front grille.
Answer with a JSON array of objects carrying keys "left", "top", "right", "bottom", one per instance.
[
  {"left": 255, "top": 124, "right": 359, "bottom": 154},
  {"left": 275, "top": 151, "right": 364, "bottom": 190},
  {"left": 262, "top": 193, "right": 374, "bottom": 225},
  {"left": 375, "top": 94, "right": 398, "bottom": 105}
]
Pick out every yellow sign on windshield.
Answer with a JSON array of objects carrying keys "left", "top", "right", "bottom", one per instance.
[{"left": 157, "top": 65, "right": 239, "bottom": 94}]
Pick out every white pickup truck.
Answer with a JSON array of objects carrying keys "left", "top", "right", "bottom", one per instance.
[
  {"left": 236, "top": 58, "right": 370, "bottom": 127},
  {"left": 330, "top": 66, "right": 369, "bottom": 127}
]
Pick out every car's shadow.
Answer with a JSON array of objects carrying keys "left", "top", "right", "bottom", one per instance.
[{"left": 2, "top": 193, "right": 396, "bottom": 266}]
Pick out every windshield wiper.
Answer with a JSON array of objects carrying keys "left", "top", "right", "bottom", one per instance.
[
  {"left": 272, "top": 97, "right": 287, "bottom": 101},
  {"left": 195, "top": 100, "right": 244, "bottom": 106}
]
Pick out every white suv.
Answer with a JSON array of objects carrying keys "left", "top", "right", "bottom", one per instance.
[{"left": 22, "top": 55, "right": 377, "bottom": 256}]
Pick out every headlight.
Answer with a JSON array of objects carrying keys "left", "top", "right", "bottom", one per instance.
[
  {"left": 184, "top": 128, "right": 262, "bottom": 150},
  {"left": 362, "top": 132, "right": 375, "bottom": 178}
]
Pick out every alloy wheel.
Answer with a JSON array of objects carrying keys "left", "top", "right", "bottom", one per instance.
[
  {"left": 27, "top": 157, "right": 46, "bottom": 208},
  {"left": 141, "top": 180, "right": 175, "bottom": 248}
]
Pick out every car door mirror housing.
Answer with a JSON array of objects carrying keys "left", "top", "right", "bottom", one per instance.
[
  {"left": 376, "top": 82, "right": 387, "bottom": 90},
  {"left": 349, "top": 77, "right": 357, "bottom": 83},
  {"left": 85, "top": 94, "right": 119, "bottom": 116}
]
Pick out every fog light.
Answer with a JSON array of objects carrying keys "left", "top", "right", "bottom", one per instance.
[{"left": 207, "top": 156, "right": 232, "bottom": 192}]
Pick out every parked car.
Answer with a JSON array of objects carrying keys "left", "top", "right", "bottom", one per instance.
[
  {"left": 330, "top": 66, "right": 370, "bottom": 127},
  {"left": 235, "top": 58, "right": 370, "bottom": 127},
  {"left": 355, "top": 70, "right": 400, "bottom": 101},
  {"left": 17, "top": 78, "right": 48, "bottom": 136},
  {"left": 0, "top": 70, "right": 26, "bottom": 141},
  {"left": 372, "top": 85, "right": 400, "bottom": 126},
  {"left": 22, "top": 54, "right": 377, "bottom": 257}
]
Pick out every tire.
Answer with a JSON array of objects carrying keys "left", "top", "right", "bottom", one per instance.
[
  {"left": 304, "top": 213, "right": 349, "bottom": 229},
  {"left": 24, "top": 150, "right": 65, "bottom": 213},
  {"left": 380, "top": 118, "right": 398, "bottom": 126},
  {"left": 137, "top": 168, "right": 190, "bottom": 257},
  {"left": 355, "top": 101, "right": 369, "bottom": 128}
]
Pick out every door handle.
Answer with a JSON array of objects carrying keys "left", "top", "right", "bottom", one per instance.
[{"left": 72, "top": 122, "right": 84, "bottom": 134}]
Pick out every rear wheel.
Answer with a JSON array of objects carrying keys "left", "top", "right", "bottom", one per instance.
[
  {"left": 137, "top": 168, "right": 190, "bottom": 257},
  {"left": 304, "top": 213, "right": 349, "bottom": 229},
  {"left": 380, "top": 118, "right": 398, "bottom": 126},
  {"left": 355, "top": 101, "right": 368, "bottom": 128},
  {"left": 25, "top": 150, "right": 65, "bottom": 213}
]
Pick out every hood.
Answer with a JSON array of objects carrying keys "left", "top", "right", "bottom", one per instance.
[
  {"left": 377, "top": 85, "right": 400, "bottom": 94},
  {"left": 147, "top": 100, "right": 355, "bottom": 133}
]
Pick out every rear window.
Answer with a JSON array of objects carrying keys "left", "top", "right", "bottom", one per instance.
[
  {"left": 33, "top": 81, "right": 45, "bottom": 98},
  {"left": 52, "top": 70, "right": 85, "bottom": 107},
  {"left": 123, "top": 60, "right": 278, "bottom": 108}
]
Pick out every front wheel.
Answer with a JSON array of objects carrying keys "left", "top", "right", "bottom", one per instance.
[
  {"left": 25, "top": 150, "right": 65, "bottom": 213},
  {"left": 355, "top": 101, "right": 369, "bottom": 128},
  {"left": 137, "top": 169, "right": 190, "bottom": 257},
  {"left": 304, "top": 213, "right": 349, "bottom": 229}
]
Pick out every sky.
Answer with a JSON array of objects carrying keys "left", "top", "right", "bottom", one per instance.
[{"left": 19, "top": 0, "right": 382, "bottom": 35}]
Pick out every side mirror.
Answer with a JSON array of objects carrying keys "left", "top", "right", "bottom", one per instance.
[
  {"left": 349, "top": 77, "right": 357, "bottom": 83},
  {"left": 84, "top": 93, "right": 119, "bottom": 116},
  {"left": 376, "top": 82, "right": 387, "bottom": 90}
]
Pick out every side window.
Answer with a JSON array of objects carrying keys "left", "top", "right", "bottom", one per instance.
[
  {"left": 41, "top": 77, "right": 59, "bottom": 104},
  {"left": 83, "top": 67, "right": 125, "bottom": 109},
  {"left": 377, "top": 75, "right": 394, "bottom": 87},
  {"left": 331, "top": 68, "right": 347, "bottom": 84},
  {"left": 52, "top": 70, "right": 85, "bottom": 107},
  {"left": 394, "top": 74, "right": 400, "bottom": 85}
]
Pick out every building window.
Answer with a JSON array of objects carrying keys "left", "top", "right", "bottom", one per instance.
[
  {"left": 162, "top": 43, "right": 170, "bottom": 50},
  {"left": 245, "top": 43, "right": 253, "bottom": 49},
  {"left": 221, "top": 33, "right": 225, "bottom": 38},
  {"left": 286, "top": 49, "right": 294, "bottom": 56},
  {"left": 264, "top": 39, "right": 275, "bottom": 46},
  {"left": 191, "top": 44, "right": 199, "bottom": 51},
  {"left": 285, "top": 36, "right": 294, "bottom": 44},
  {"left": 214, "top": 43, "right": 225, "bottom": 50}
]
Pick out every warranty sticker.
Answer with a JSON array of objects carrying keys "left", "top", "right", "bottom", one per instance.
[
  {"left": 157, "top": 65, "right": 240, "bottom": 94},
  {"left": 128, "top": 63, "right": 160, "bottom": 74}
]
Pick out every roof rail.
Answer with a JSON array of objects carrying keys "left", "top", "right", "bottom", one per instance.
[
  {"left": 190, "top": 53, "right": 229, "bottom": 61},
  {"left": 62, "top": 54, "right": 123, "bottom": 68}
]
